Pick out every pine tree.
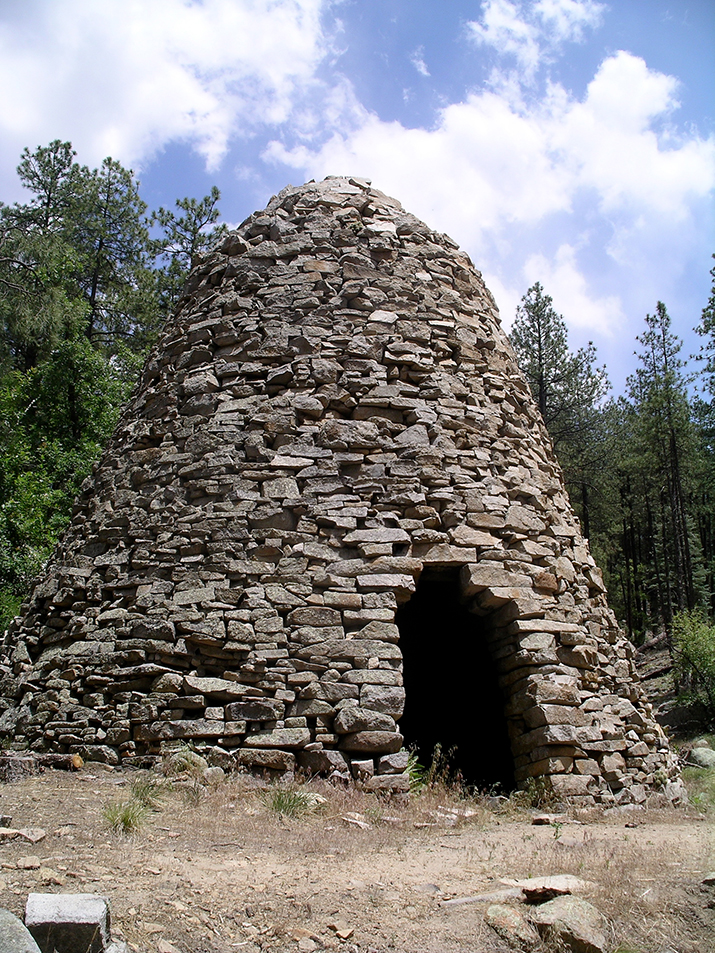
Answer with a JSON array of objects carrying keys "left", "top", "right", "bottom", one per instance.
[
  {"left": 604, "top": 303, "right": 704, "bottom": 639},
  {"left": 509, "top": 282, "right": 610, "bottom": 538},
  {"left": 693, "top": 257, "right": 715, "bottom": 614},
  {"left": 0, "top": 141, "right": 226, "bottom": 628},
  {"left": 69, "top": 156, "right": 153, "bottom": 349},
  {"left": 151, "top": 185, "right": 226, "bottom": 319}
]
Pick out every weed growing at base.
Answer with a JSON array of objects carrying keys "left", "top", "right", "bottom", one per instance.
[
  {"left": 103, "top": 798, "right": 150, "bottom": 835},
  {"left": 260, "top": 787, "right": 326, "bottom": 818},
  {"left": 129, "top": 775, "right": 168, "bottom": 810},
  {"left": 681, "top": 764, "right": 715, "bottom": 812}
]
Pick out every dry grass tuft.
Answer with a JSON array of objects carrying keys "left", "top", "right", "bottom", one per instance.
[
  {"left": 102, "top": 798, "right": 150, "bottom": 835},
  {"left": 129, "top": 774, "right": 168, "bottom": 810},
  {"left": 6, "top": 761, "right": 711, "bottom": 953},
  {"left": 259, "top": 786, "right": 327, "bottom": 818}
]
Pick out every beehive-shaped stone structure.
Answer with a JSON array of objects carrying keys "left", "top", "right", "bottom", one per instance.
[{"left": 0, "top": 177, "right": 680, "bottom": 804}]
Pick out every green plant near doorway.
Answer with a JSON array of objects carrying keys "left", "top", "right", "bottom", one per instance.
[{"left": 406, "top": 749, "right": 428, "bottom": 792}]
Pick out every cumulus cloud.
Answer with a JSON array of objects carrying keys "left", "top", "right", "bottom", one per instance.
[
  {"left": 267, "top": 50, "right": 714, "bottom": 250},
  {"left": 469, "top": 0, "right": 543, "bottom": 78},
  {"left": 534, "top": 0, "right": 604, "bottom": 43},
  {"left": 0, "top": 0, "right": 330, "bottom": 186},
  {"left": 266, "top": 48, "right": 714, "bottom": 337}
]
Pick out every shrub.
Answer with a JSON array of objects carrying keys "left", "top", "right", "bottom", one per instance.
[
  {"left": 672, "top": 611, "right": 715, "bottom": 724},
  {"left": 681, "top": 764, "right": 715, "bottom": 814},
  {"left": 103, "top": 799, "right": 150, "bottom": 835},
  {"left": 406, "top": 751, "right": 427, "bottom": 793},
  {"left": 508, "top": 777, "right": 560, "bottom": 811},
  {"left": 162, "top": 743, "right": 208, "bottom": 777},
  {"left": 181, "top": 777, "right": 206, "bottom": 807}
]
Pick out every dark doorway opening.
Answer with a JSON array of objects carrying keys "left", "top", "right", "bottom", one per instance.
[{"left": 396, "top": 568, "right": 515, "bottom": 792}]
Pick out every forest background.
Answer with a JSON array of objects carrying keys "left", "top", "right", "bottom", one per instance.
[{"left": 1, "top": 141, "right": 714, "bottom": 717}]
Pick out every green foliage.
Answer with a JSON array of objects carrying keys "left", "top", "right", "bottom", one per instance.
[
  {"left": 0, "top": 140, "right": 225, "bottom": 628},
  {"left": 406, "top": 750, "right": 428, "bottom": 792},
  {"left": 509, "top": 282, "right": 610, "bottom": 542},
  {"left": 681, "top": 764, "right": 715, "bottom": 813},
  {"left": 672, "top": 611, "right": 715, "bottom": 722},
  {"left": 151, "top": 186, "right": 226, "bottom": 319},
  {"left": 0, "top": 338, "right": 133, "bottom": 629},
  {"left": 604, "top": 304, "right": 703, "bottom": 636},
  {"left": 696, "top": 255, "right": 715, "bottom": 398},
  {"left": 103, "top": 798, "right": 150, "bottom": 835},
  {"left": 509, "top": 282, "right": 610, "bottom": 450},
  {"left": 1, "top": 141, "right": 154, "bottom": 367}
]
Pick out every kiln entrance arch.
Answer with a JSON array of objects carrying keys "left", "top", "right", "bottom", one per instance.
[{"left": 396, "top": 568, "right": 515, "bottom": 791}]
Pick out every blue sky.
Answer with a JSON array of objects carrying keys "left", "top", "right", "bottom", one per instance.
[{"left": 0, "top": 0, "right": 713, "bottom": 394}]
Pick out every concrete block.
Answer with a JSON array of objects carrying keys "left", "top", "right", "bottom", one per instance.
[{"left": 25, "top": 893, "right": 110, "bottom": 953}]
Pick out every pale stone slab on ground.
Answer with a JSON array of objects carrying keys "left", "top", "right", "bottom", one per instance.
[{"left": 689, "top": 746, "right": 715, "bottom": 768}]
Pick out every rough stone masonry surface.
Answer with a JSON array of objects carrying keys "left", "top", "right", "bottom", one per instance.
[{"left": 0, "top": 176, "right": 682, "bottom": 805}]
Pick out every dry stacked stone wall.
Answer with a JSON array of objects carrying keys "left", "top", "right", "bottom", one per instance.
[{"left": 0, "top": 176, "right": 682, "bottom": 805}]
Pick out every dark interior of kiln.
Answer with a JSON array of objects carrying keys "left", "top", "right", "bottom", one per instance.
[{"left": 396, "top": 569, "right": 516, "bottom": 792}]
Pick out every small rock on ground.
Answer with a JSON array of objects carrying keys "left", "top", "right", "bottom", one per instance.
[
  {"left": 485, "top": 903, "right": 540, "bottom": 950},
  {"left": 0, "top": 908, "right": 41, "bottom": 953},
  {"left": 689, "top": 747, "right": 715, "bottom": 768},
  {"left": 529, "top": 895, "right": 609, "bottom": 953}
]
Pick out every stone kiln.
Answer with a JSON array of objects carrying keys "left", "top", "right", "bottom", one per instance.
[{"left": 0, "top": 177, "right": 680, "bottom": 804}]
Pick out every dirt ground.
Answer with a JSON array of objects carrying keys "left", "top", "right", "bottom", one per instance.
[{"left": 0, "top": 766, "right": 713, "bottom": 953}]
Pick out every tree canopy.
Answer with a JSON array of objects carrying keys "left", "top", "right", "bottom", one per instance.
[
  {"left": 510, "top": 282, "right": 715, "bottom": 641},
  {"left": 0, "top": 140, "right": 225, "bottom": 626}
]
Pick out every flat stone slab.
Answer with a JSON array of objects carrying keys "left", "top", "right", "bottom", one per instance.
[
  {"left": 0, "top": 827, "right": 46, "bottom": 843},
  {"left": 25, "top": 893, "right": 110, "bottom": 953},
  {"left": 511, "top": 874, "right": 594, "bottom": 902},
  {"left": 689, "top": 746, "right": 715, "bottom": 768}
]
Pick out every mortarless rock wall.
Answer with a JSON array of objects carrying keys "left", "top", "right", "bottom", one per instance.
[{"left": 0, "top": 177, "right": 682, "bottom": 805}]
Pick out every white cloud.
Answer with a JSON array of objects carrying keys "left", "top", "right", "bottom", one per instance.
[
  {"left": 534, "top": 0, "right": 605, "bottom": 43},
  {"left": 268, "top": 50, "right": 714, "bottom": 247},
  {"left": 523, "top": 244, "right": 624, "bottom": 335},
  {"left": 469, "top": 0, "right": 542, "bottom": 78},
  {"left": 468, "top": 0, "right": 605, "bottom": 80},
  {"left": 554, "top": 53, "right": 710, "bottom": 221},
  {"left": 410, "top": 47, "right": 430, "bottom": 78},
  {"left": 0, "top": 0, "right": 330, "bottom": 187},
  {"left": 266, "top": 50, "right": 715, "bottom": 337}
]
